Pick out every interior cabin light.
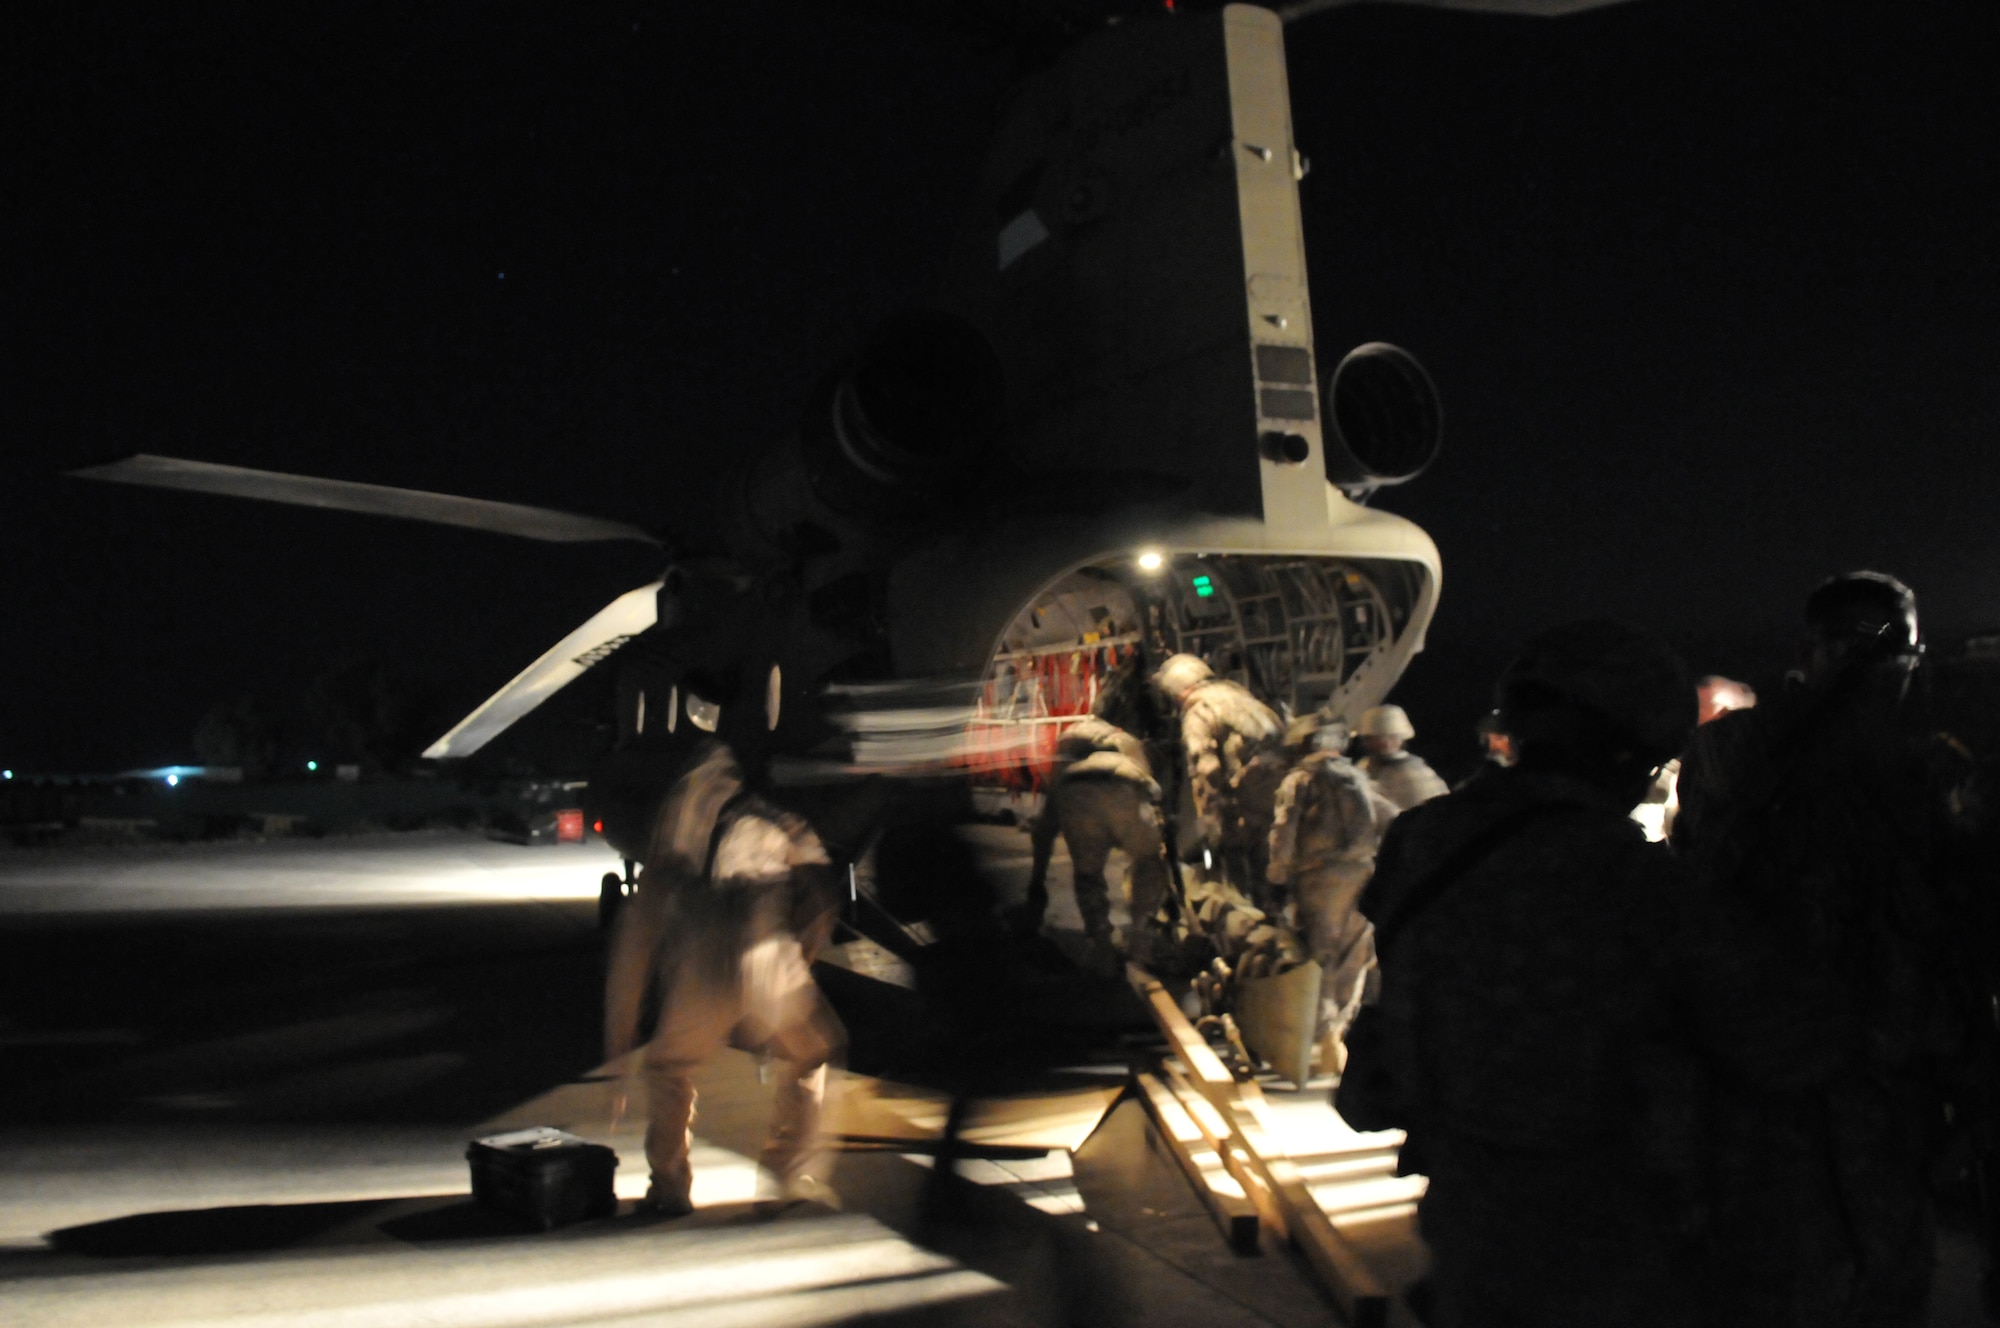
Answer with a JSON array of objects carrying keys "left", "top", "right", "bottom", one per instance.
[
  {"left": 1192, "top": 574, "right": 1215, "bottom": 598},
  {"left": 1137, "top": 550, "right": 1165, "bottom": 572}
]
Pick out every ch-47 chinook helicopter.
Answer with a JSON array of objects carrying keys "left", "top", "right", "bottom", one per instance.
[{"left": 73, "top": 0, "right": 1636, "bottom": 899}]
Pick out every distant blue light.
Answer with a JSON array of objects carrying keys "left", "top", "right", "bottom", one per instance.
[
  {"left": 2, "top": 770, "right": 11, "bottom": 780},
  {"left": 306, "top": 760, "right": 318, "bottom": 772},
  {"left": 166, "top": 774, "right": 180, "bottom": 787}
]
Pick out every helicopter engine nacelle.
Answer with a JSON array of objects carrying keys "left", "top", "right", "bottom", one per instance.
[
  {"left": 797, "top": 310, "right": 1006, "bottom": 519},
  {"left": 737, "top": 311, "right": 1005, "bottom": 563},
  {"left": 1320, "top": 342, "right": 1443, "bottom": 494}
]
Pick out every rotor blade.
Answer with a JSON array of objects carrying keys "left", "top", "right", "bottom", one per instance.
[
  {"left": 70, "top": 454, "right": 659, "bottom": 545},
  {"left": 422, "top": 581, "right": 663, "bottom": 760},
  {"left": 1281, "top": 0, "right": 1639, "bottom": 16}
]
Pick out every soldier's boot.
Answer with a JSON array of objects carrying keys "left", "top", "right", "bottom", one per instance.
[
  {"left": 639, "top": 1062, "right": 700, "bottom": 1217},
  {"left": 756, "top": 1040, "right": 839, "bottom": 1217},
  {"left": 1120, "top": 844, "right": 1172, "bottom": 970},
  {"left": 1073, "top": 870, "right": 1121, "bottom": 979}
]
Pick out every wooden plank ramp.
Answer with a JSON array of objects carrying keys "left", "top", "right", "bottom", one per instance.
[
  {"left": 1129, "top": 964, "right": 1406, "bottom": 1328},
  {"left": 1133, "top": 1071, "right": 1261, "bottom": 1253}
]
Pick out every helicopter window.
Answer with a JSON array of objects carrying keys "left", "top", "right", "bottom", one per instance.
[
  {"left": 687, "top": 693, "right": 719, "bottom": 733},
  {"left": 666, "top": 685, "right": 678, "bottom": 734},
  {"left": 765, "top": 664, "right": 782, "bottom": 731},
  {"left": 635, "top": 689, "right": 646, "bottom": 735}
]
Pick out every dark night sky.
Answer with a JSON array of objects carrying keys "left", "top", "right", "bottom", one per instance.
[{"left": 5, "top": 0, "right": 1996, "bottom": 775}]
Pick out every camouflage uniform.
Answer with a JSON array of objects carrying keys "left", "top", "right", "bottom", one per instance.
[
  {"left": 1351, "top": 766, "right": 1705, "bottom": 1328},
  {"left": 1358, "top": 749, "right": 1450, "bottom": 811},
  {"left": 605, "top": 743, "right": 844, "bottom": 1212},
  {"left": 1673, "top": 675, "right": 1968, "bottom": 1328},
  {"left": 1178, "top": 677, "right": 1286, "bottom": 904},
  {"left": 1267, "top": 750, "right": 1399, "bottom": 1043},
  {"left": 1024, "top": 716, "right": 1170, "bottom": 961}
]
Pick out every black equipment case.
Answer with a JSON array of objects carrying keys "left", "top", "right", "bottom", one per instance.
[{"left": 466, "top": 1127, "right": 619, "bottom": 1230}]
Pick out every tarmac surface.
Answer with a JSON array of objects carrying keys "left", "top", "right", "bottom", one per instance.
[
  {"left": 0, "top": 830, "right": 1369, "bottom": 1327},
  {"left": 1, "top": 829, "right": 1989, "bottom": 1326}
]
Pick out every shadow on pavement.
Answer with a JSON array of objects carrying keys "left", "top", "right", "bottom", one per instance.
[
  {"left": 42, "top": 1192, "right": 809, "bottom": 1262},
  {"left": 49, "top": 1199, "right": 403, "bottom": 1258},
  {"left": 379, "top": 1197, "right": 775, "bottom": 1243}
]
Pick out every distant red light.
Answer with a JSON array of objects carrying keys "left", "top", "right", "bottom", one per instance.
[{"left": 592, "top": 820, "right": 604, "bottom": 834}]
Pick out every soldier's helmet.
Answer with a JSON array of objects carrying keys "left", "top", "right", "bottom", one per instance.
[
  {"left": 1154, "top": 653, "right": 1214, "bottom": 704},
  {"left": 1357, "top": 705, "right": 1416, "bottom": 741},
  {"left": 1805, "top": 571, "right": 1920, "bottom": 665},
  {"left": 1496, "top": 621, "right": 1693, "bottom": 767}
]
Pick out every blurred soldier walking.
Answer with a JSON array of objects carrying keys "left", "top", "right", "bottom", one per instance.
[
  {"left": 1154, "top": 654, "right": 1286, "bottom": 906},
  {"left": 1340, "top": 622, "right": 1702, "bottom": 1328},
  {"left": 1355, "top": 704, "right": 1450, "bottom": 809},
  {"left": 1267, "top": 716, "right": 1400, "bottom": 1065},
  {"left": 604, "top": 740, "right": 844, "bottom": 1216},
  {"left": 1674, "top": 572, "right": 1976, "bottom": 1327},
  {"left": 1017, "top": 694, "right": 1172, "bottom": 973}
]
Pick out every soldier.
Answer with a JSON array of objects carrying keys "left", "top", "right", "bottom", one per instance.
[
  {"left": 1355, "top": 704, "right": 1450, "bottom": 810},
  {"left": 1016, "top": 696, "right": 1172, "bottom": 974},
  {"left": 1154, "top": 653, "right": 1286, "bottom": 906},
  {"left": 1673, "top": 572, "right": 1972, "bottom": 1327},
  {"left": 1340, "top": 622, "right": 1701, "bottom": 1328},
  {"left": 1267, "top": 715, "right": 1400, "bottom": 1065},
  {"left": 604, "top": 740, "right": 844, "bottom": 1216}
]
